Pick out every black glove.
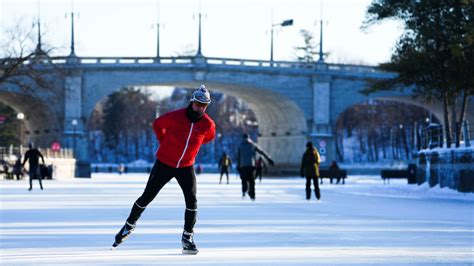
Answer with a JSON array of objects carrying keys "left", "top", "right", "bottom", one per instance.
[{"left": 268, "top": 158, "right": 275, "bottom": 166}]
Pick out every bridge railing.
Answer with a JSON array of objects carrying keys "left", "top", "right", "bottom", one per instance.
[
  {"left": 4, "top": 55, "right": 382, "bottom": 74},
  {"left": 419, "top": 121, "right": 472, "bottom": 149},
  {"left": 76, "top": 57, "right": 196, "bottom": 65}
]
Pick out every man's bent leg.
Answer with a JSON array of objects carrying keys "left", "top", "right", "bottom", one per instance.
[
  {"left": 242, "top": 167, "right": 256, "bottom": 199},
  {"left": 176, "top": 167, "right": 199, "bottom": 254},
  {"left": 37, "top": 170, "right": 43, "bottom": 190},
  {"left": 305, "top": 176, "right": 312, "bottom": 199},
  {"left": 114, "top": 161, "right": 173, "bottom": 247},
  {"left": 28, "top": 166, "right": 37, "bottom": 190},
  {"left": 127, "top": 161, "right": 173, "bottom": 224},
  {"left": 175, "top": 167, "right": 197, "bottom": 233},
  {"left": 313, "top": 176, "right": 321, "bottom": 200},
  {"left": 248, "top": 175, "right": 256, "bottom": 199},
  {"left": 240, "top": 173, "right": 248, "bottom": 196}
]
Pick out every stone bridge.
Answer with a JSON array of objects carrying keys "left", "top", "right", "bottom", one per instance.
[{"left": 2, "top": 55, "right": 471, "bottom": 176}]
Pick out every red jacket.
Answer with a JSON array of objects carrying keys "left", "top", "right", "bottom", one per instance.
[{"left": 153, "top": 108, "right": 215, "bottom": 168}]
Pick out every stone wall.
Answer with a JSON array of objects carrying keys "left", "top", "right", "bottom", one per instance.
[{"left": 417, "top": 147, "right": 474, "bottom": 192}]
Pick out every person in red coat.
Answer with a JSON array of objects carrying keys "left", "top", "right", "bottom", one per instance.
[{"left": 113, "top": 85, "right": 215, "bottom": 255}]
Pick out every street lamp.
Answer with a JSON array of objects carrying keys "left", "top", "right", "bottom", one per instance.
[
  {"left": 16, "top": 112, "right": 25, "bottom": 148},
  {"left": 214, "top": 132, "right": 222, "bottom": 161},
  {"left": 270, "top": 19, "right": 293, "bottom": 63},
  {"left": 71, "top": 119, "right": 78, "bottom": 156}
]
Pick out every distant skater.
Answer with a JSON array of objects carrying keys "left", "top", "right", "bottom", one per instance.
[
  {"left": 22, "top": 143, "right": 45, "bottom": 191},
  {"left": 255, "top": 156, "right": 267, "bottom": 183},
  {"left": 112, "top": 85, "right": 215, "bottom": 255},
  {"left": 118, "top": 163, "right": 125, "bottom": 175},
  {"left": 329, "top": 161, "right": 341, "bottom": 184},
  {"left": 218, "top": 152, "right": 232, "bottom": 184},
  {"left": 300, "top": 142, "right": 321, "bottom": 200},
  {"left": 13, "top": 156, "right": 23, "bottom": 180},
  {"left": 237, "top": 134, "right": 274, "bottom": 200}
]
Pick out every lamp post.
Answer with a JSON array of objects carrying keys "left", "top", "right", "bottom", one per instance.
[
  {"left": 16, "top": 112, "right": 25, "bottom": 148},
  {"left": 155, "top": 0, "right": 162, "bottom": 58},
  {"left": 215, "top": 132, "right": 222, "bottom": 161},
  {"left": 270, "top": 19, "right": 293, "bottom": 63},
  {"left": 71, "top": 119, "right": 78, "bottom": 156},
  {"left": 69, "top": 0, "right": 77, "bottom": 57}
]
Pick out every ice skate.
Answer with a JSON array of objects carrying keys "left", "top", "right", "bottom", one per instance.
[
  {"left": 182, "top": 231, "right": 199, "bottom": 255},
  {"left": 112, "top": 221, "right": 135, "bottom": 248}
]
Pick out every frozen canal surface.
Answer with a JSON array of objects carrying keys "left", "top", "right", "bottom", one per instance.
[{"left": 1, "top": 173, "right": 473, "bottom": 265}]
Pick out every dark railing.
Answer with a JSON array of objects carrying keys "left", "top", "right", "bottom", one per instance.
[
  {"left": 420, "top": 121, "right": 472, "bottom": 150},
  {"left": 421, "top": 124, "right": 444, "bottom": 149}
]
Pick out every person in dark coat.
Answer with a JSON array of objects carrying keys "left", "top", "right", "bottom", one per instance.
[
  {"left": 22, "top": 143, "right": 45, "bottom": 191},
  {"left": 13, "top": 156, "right": 24, "bottom": 180},
  {"left": 237, "top": 133, "right": 274, "bottom": 200},
  {"left": 195, "top": 163, "right": 203, "bottom": 174},
  {"left": 300, "top": 141, "right": 321, "bottom": 200},
  {"left": 118, "top": 163, "right": 125, "bottom": 175},
  {"left": 255, "top": 156, "right": 267, "bottom": 183},
  {"left": 2, "top": 161, "right": 11, "bottom": 179},
  {"left": 329, "top": 161, "right": 341, "bottom": 184},
  {"left": 218, "top": 152, "right": 232, "bottom": 184}
]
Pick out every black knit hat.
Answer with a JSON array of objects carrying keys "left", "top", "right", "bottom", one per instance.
[{"left": 306, "top": 141, "right": 313, "bottom": 148}]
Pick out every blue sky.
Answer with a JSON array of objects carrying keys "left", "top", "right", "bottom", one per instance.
[{"left": 1, "top": 0, "right": 403, "bottom": 65}]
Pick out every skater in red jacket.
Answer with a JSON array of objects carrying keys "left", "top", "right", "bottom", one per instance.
[{"left": 113, "top": 85, "right": 215, "bottom": 255}]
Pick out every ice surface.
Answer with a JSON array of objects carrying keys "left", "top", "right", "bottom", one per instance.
[{"left": 1, "top": 173, "right": 472, "bottom": 265}]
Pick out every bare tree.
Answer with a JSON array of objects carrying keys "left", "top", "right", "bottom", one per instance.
[{"left": 0, "top": 20, "right": 60, "bottom": 94}]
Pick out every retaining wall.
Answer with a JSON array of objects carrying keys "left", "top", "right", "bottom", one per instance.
[{"left": 417, "top": 147, "right": 474, "bottom": 192}]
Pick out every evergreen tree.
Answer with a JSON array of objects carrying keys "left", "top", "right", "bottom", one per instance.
[
  {"left": 294, "top": 29, "right": 319, "bottom": 62},
  {"left": 0, "top": 103, "right": 20, "bottom": 146},
  {"left": 363, "top": 0, "right": 474, "bottom": 147}
]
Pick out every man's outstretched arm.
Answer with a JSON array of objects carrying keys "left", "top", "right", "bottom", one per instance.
[{"left": 255, "top": 145, "right": 274, "bottom": 166}]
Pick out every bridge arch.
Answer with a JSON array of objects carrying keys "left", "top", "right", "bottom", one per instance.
[
  {"left": 330, "top": 78, "right": 473, "bottom": 131},
  {"left": 0, "top": 91, "right": 61, "bottom": 147},
  {"left": 333, "top": 97, "right": 444, "bottom": 128},
  {"left": 82, "top": 78, "right": 308, "bottom": 166}
]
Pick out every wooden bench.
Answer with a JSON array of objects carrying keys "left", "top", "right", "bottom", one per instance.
[
  {"left": 319, "top": 169, "right": 348, "bottom": 185},
  {"left": 381, "top": 165, "right": 416, "bottom": 184},
  {"left": 37, "top": 164, "right": 53, "bottom": 180}
]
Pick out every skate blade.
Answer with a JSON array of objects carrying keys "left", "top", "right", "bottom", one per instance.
[
  {"left": 182, "top": 249, "right": 199, "bottom": 255},
  {"left": 111, "top": 242, "right": 119, "bottom": 250}
]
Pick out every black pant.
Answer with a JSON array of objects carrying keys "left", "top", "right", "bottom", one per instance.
[
  {"left": 126, "top": 160, "right": 197, "bottom": 233},
  {"left": 240, "top": 166, "right": 256, "bottom": 199},
  {"left": 305, "top": 175, "right": 320, "bottom": 200},
  {"left": 29, "top": 164, "right": 43, "bottom": 190},
  {"left": 219, "top": 167, "right": 229, "bottom": 183}
]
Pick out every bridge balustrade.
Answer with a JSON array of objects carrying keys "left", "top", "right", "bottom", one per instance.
[{"left": 3, "top": 55, "right": 382, "bottom": 75}]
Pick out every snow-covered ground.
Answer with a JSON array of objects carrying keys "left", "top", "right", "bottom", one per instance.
[{"left": 1, "top": 173, "right": 473, "bottom": 265}]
